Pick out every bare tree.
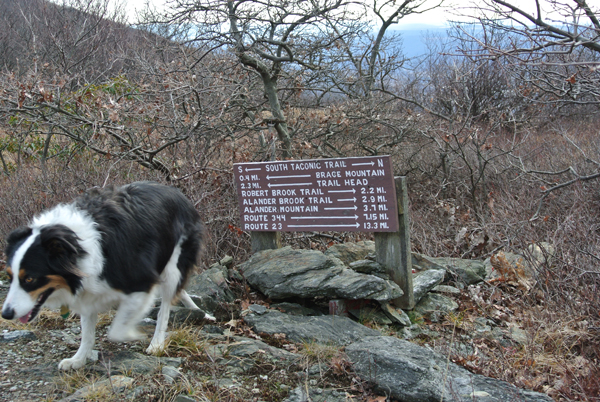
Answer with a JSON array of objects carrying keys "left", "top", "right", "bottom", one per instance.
[
  {"left": 463, "top": 0, "right": 600, "bottom": 105},
  {"left": 0, "top": 0, "right": 133, "bottom": 81},
  {"left": 142, "top": 0, "right": 369, "bottom": 159}
]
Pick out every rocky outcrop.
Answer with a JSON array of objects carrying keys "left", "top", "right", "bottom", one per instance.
[
  {"left": 240, "top": 246, "right": 403, "bottom": 301},
  {"left": 346, "top": 336, "right": 553, "bottom": 402}
]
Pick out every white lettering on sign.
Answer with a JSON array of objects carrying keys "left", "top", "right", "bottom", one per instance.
[
  {"left": 234, "top": 156, "right": 399, "bottom": 232},
  {"left": 315, "top": 171, "right": 341, "bottom": 179},
  {"left": 265, "top": 164, "right": 289, "bottom": 172}
]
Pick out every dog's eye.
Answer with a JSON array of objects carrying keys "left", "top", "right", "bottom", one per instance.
[{"left": 24, "top": 277, "right": 34, "bottom": 284}]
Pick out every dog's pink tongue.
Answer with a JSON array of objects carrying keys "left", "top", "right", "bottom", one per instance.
[{"left": 18, "top": 311, "right": 32, "bottom": 324}]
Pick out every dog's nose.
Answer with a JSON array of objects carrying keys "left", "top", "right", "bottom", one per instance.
[{"left": 2, "top": 307, "right": 15, "bottom": 320}]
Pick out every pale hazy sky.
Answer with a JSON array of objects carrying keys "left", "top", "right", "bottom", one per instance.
[{"left": 121, "top": 0, "right": 456, "bottom": 27}]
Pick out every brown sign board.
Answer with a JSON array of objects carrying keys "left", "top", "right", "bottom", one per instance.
[{"left": 234, "top": 156, "right": 399, "bottom": 232}]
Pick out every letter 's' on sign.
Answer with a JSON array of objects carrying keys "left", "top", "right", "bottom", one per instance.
[{"left": 234, "top": 156, "right": 399, "bottom": 232}]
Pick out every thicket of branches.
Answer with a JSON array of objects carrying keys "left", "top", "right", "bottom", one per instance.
[{"left": 0, "top": 0, "right": 599, "bottom": 399}]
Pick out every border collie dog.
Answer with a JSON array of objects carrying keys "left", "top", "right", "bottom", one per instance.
[{"left": 1, "top": 181, "right": 213, "bottom": 370}]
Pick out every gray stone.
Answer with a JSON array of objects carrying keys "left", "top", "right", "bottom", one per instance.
[
  {"left": 206, "top": 336, "right": 299, "bottom": 364},
  {"left": 162, "top": 366, "right": 182, "bottom": 384},
  {"left": 174, "top": 395, "right": 198, "bottom": 402},
  {"left": 2, "top": 330, "right": 36, "bottom": 342},
  {"left": 483, "top": 251, "right": 528, "bottom": 280},
  {"left": 348, "top": 307, "right": 392, "bottom": 325},
  {"left": 526, "top": 242, "right": 555, "bottom": 270},
  {"left": 413, "top": 269, "right": 445, "bottom": 303},
  {"left": 508, "top": 326, "right": 529, "bottom": 345},
  {"left": 324, "top": 241, "right": 375, "bottom": 264},
  {"left": 248, "top": 304, "right": 268, "bottom": 315},
  {"left": 90, "top": 351, "right": 181, "bottom": 376},
  {"left": 414, "top": 293, "right": 459, "bottom": 322},
  {"left": 348, "top": 259, "right": 387, "bottom": 276},
  {"left": 147, "top": 306, "right": 214, "bottom": 326},
  {"left": 271, "top": 302, "right": 321, "bottom": 316},
  {"left": 187, "top": 266, "right": 236, "bottom": 313},
  {"left": 244, "top": 310, "right": 380, "bottom": 346},
  {"left": 58, "top": 375, "right": 134, "bottom": 402},
  {"left": 240, "top": 246, "right": 402, "bottom": 301},
  {"left": 346, "top": 336, "right": 553, "bottom": 402},
  {"left": 283, "top": 387, "right": 351, "bottom": 402},
  {"left": 379, "top": 302, "right": 411, "bottom": 326},
  {"left": 413, "top": 253, "right": 486, "bottom": 285},
  {"left": 219, "top": 255, "right": 234, "bottom": 267},
  {"left": 432, "top": 285, "right": 461, "bottom": 295}
]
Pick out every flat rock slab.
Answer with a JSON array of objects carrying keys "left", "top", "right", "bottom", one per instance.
[
  {"left": 244, "top": 310, "right": 380, "bottom": 346},
  {"left": 1, "top": 330, "right": 36, "bottom": 342},
  {"left": 346, "top": 336, "right": 553, "bottom": 402},
  {"left": 240, "top": 246, "right": 402, "bottom": 301}
]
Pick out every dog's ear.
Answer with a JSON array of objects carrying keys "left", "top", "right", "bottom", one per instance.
[
  {"left": 39, "top": 225, "right": 81, "bottom": 258},
  {"left": 6, "top": 226, "right": 33, "bottom": 257}
]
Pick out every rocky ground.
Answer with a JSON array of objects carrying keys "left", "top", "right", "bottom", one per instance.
[{"left": 0, "top": 242, "right": 575, "bottom": 402}]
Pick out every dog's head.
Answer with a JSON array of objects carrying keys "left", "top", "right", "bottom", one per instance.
[{"left": 2, "top": 224, "right": 85, "bottom": 323}]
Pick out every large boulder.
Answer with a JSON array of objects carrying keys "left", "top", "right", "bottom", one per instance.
[
  {"left": 346, "top": 336, "right": 553, "bottom": 402},
  {"left": 244, "top": 310, "right": 380, "bottom": 346},
  {"left": 240, "top": 246, "right": 402, "bottom": 301}
]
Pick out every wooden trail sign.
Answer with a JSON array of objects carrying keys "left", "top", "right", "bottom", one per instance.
[{"left": 234, "top": 156, "right": 399, "bottom": 232}]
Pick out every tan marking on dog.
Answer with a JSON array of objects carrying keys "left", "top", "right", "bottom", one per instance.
[
  {"left": 18, "top": 269, "right": 26, "bottom": 280},
  {"left": 28, "top": 275, "right": 70, "bottom": 300}
]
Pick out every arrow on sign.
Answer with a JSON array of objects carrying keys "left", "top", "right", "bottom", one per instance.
[
  {"left": 268, "top": 182, "right": 313, "bottom": 188},
  {"left": 324, "top": 206, "right": 358, "bottom": 211},
  {"left": 245, "top": 167, "right": 262, "bottom": 172},
  {"left": 288, "top": 223, "right": 361, "bottom": 229},
  {"left": 352, "top": 161, "right": 375, "bottom": 166},
  {"left": 291, "top": 215, "right": 358, "bottom": 220},
  {"left": 266, "top": 174, "right": 311, "bottom": 180},
  {"left": 337, "top": 197, "right": 357, "bottom": 202},
  {"left": 328, "top": 188, "right": 356, "bottom": 194}
]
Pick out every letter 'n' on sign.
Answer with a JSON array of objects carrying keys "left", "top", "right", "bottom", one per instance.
[{"left": 234, "top": 156, "right": 414, "bottom": 310}]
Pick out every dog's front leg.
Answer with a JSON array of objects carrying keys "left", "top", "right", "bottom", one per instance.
[{"left": 58, "top": 312, "right": 98, "bottom": 370}]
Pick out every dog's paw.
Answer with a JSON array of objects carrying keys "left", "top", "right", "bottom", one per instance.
[
  {"left": 145, "top": 342, "right": 165, "bottom": 355},
  {"left": 204, "top": 312, "right": 216, "bottom": 322},
  {"left": 58, "top": 357, "right": 86, "bottom": 370}
]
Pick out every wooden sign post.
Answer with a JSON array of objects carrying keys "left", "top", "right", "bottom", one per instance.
[
  {"left": 374, "top": 177, "right": 414, "bottom": 310},
  {"left": 234, "top": 156, "right": 413, "bottom": 308}
]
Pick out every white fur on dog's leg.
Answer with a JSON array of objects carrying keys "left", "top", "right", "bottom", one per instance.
[
  {"left": 107, "top": 292, "right": 154, "bottom": 342},
  {"left": 59, "top": 312, "right": 98, "bottom": 370},
  {"left": 179, "top": 290, "right": 199, "bottom": 309},
  {"left": 204, "top": 312, "right": 216, "bottom": 322},
  {"left": 146, "top": 298, "right": 171, "bottom": 355}
]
